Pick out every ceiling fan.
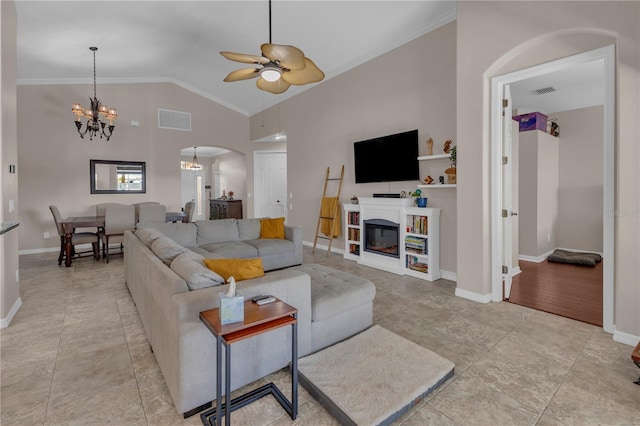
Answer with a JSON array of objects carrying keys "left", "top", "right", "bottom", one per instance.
[{"left": 220, "top": 0, "right": 325, "bottom": 94}]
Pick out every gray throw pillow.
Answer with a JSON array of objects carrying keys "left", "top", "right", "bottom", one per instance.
[
  {"left": 151, "top": 236, "right": 188, "bottom": 266},
  {"left": 170, "top": 252, "right": 225, "bottom": 290},
  {"left": 135, "top": 228, "right": 164, "bottom": 248}
]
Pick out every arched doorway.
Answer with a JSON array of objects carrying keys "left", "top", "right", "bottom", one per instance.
[{"left": 180, "top": 146, "right": 247, "bottom": 220}]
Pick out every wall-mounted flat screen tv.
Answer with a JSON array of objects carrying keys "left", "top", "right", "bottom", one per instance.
[{"left": 354, "top": 129, "right": 419, "bottom": 183}]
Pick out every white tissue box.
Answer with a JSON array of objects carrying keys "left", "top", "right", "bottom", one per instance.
[{"left": 219, "top": 291, "right": 244, "bottom": 325}]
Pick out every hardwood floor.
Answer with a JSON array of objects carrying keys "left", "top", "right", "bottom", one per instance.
[{"left": 508, "top": 260, "right": 603, "bottom": 326}]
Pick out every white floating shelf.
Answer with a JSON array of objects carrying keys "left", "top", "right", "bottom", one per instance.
[
  {"left": 417, "top": 154, "right": 451, "bottom": 161},
  {"left": 418, "top": 184, "right": 457, "bottom": 189}
]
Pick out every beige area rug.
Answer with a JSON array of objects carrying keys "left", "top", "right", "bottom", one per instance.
[{"left": 298, "top": 325, "right": 455, "bottom": 426}]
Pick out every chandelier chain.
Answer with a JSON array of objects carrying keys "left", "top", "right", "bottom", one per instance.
[{"left": 93, "top": 48, "right": 97, "bottom": 99}]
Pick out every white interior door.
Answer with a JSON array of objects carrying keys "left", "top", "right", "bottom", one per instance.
[
  {"left": 254, "top": 152, "right": 287, "bottom": 219},
  {"left": 502, "top": 84, "right": 514, "bottom": 300},
  {"left": 181, "top": 169, "right": 206, "bottom": 220}
]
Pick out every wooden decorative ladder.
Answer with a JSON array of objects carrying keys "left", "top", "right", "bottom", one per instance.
[{"left": 312, "top": 166, "right": 344, "bottom": 256}]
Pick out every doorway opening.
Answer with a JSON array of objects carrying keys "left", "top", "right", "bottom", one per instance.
[
  {"left": 180, "top": 146, "right": 246, "bottom": 221},
  {"left": 491, "top": 45, "right": 615, "bottom": 332}
]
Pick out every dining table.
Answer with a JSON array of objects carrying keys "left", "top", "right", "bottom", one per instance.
[{"left": 61, "top": 211, "right": 187, "bottom": 267}]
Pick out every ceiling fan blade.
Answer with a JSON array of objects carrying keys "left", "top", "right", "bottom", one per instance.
[
  {"left": 261, "top": 43, "right": 305, "bottom": 70},
  {"left": 256, "top": 77, "right": 291, "bottom": 94},
  {"left": 223, "top": 68, "right": 260, "bottom": 82},
  {"left": 281, "top": 58, "right": 325, "bottom": 85},
  {"left": 220, "top": 51, "right": 269, "bottom": 65}
]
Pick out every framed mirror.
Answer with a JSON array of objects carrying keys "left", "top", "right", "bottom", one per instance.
[{"left": 90, "top": 159, "right": 146, "bottom": 194}]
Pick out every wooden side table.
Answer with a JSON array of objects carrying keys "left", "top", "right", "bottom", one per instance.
[{"left": 199, "top": 299, "right": 298, "bottom": 425}]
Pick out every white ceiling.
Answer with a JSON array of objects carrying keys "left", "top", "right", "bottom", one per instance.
[
  {"left": 15, "top": 1, "right": 457, "bottom": 116},
  {"left": 180, "top": 146, "right": 230, "bottom": 158},
  {"left": 510, "top": 60, "right": 604, "bottom": 116}
]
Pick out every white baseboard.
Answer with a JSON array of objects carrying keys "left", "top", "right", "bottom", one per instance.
[
  {"left": 512, "top": 266, "right": 522, "bottom": 276},
  {"left": 557, "top": 247, "right": 604, "bottom": 257},
  {"left": 440, "top": 270, "right": 457, "bottom": 282},
  {"left": 19, "top": 247, "right": 59, "bottom": 255},
  {"left": 519, "top": 247, "right": 604, "bottom": 264},
  {"left": 518, "top": 249, "right": 554, "bottom": 263},
  {"left": 19, "top": 243, "right": 95, "bottom": 256},
  {"left": 613, "top": 329, "right": 640, "bottom": 347},
  {"left": 1, "top": 297, "right": 22, "bottom": 329},
  {"left": 302, "top": 240, "right": 344, "bottom": 255},
  {"left": 454, "top": 288, "right": 492, "bottom": 304}
]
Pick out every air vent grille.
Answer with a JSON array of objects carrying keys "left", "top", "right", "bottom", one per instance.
[
  {"left": 534, "top": 86, "right": 556, "bottom": 95},
  {"left": 158, "top": 109, "right": 191, "bottom": 131}
]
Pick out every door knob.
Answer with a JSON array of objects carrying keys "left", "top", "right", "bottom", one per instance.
[{"left": 511, "top": 212, "right": 518, "bottom": 216}]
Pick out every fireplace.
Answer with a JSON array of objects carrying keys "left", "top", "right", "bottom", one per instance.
[{"left": 364, "top": 219, "right": 399, "bottom": 258}]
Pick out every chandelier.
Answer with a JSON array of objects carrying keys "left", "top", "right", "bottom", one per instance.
[
  {"left": 190, "top": 147, "right": 202, "bottom": 170},
  {"left": 71, "top": 47, "right": 117, "bottom": 141}
]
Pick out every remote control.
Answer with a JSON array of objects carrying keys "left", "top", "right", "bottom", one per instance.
[
  {"left": 251, "top": 295, "right": 270, "bottom": 303},
  {"left": 256, "top": 296, "right": 276, "bottom": 305}
]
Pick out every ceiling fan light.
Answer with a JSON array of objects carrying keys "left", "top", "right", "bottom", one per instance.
[{"left": 261, "top": 68, "right": 281, "bottom": 82}]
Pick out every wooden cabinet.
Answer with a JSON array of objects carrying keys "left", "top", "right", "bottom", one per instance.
[{"left": 209, "top": 199, "right": 243, "bottom": 220}]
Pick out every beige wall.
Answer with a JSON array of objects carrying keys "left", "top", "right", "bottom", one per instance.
[
  {"left": 250, "top": 22, "right": 458, "bottom": 273},
  {"left": 555, "top": 105, "right": 604, "bottom": 252},
  {"left": 457, "top": 1, "right": 639, "bottom": 336},
  {"left": 518, "top": 130, "right": 560, "bottom": 257},
  {"left": 217, "top": 151, "right": 247, "bottom": 217},
  {"left": 1, "top": 0, "right": 20, "bottom": 325},
  {"left": 18, "top": 82, "right": 249, "bottom": 251},
  {"left": 536, "top": 131, "right": 560, "bottom": 255},
  {"left": 518, "top": 131, "right": 538, "bottom": 257},
  {"left": 518, "top": 107, "right": 603, "bottom": 258}
]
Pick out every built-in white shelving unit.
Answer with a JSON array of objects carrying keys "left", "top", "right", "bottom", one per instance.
[
  {"left": 342, "top": 199, "right": 441, "bottom": 282},
  {"left": 403, "top": 207, "right": 441, "bottom": 281},
  {"left": 343, "top": 204, "right": 361, "bottom": 261}
]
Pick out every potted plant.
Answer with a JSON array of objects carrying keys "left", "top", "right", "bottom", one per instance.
[
  {"left": 410, "top": 189, "right": 427, "bottom": 208},
  {"left": 445, "top": 145, "right": 456, "bottom": 184}
]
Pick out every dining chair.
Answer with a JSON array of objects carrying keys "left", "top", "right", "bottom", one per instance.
[
  {"left": 136, "top": 203, "right": 166, "bottom": 224},
  {"left": 98, "top": 205, "right": 136, "bottom": 263},
  {"left": 49, "top": 205, "right": 99, "bottom": 265},
  {"left": 183, "top": 201, "right": 195, "bottom": 223},
  {"left": 96, "top": 202, "right": 125, "bottom": 216}
]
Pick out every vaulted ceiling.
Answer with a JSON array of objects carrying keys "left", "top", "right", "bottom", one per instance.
[{"left": 15, "top": 1, "right": 457, "bottom": 116}]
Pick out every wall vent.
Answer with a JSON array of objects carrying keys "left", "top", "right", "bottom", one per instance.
[
  {"left": 158, "top": 108, "right": 191, "bottom": 131},
  {"left": 534, "top": 86, "right": 556, "bottom": 95}
]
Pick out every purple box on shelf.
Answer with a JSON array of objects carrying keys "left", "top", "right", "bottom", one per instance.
[{"left": 512, "top": 112, "right": 547, "bottom": 132}]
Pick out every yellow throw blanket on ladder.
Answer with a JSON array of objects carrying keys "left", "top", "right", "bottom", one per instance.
[{"left": 321, "top": 197, "right": 341, "bottom": 237}]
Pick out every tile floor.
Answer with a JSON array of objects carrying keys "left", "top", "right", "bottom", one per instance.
[{"left": 1, "top": 248, "right": 638, "bottom": 425}]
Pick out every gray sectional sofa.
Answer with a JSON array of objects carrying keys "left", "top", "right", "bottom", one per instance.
[
  {"left": 136, "top": 218, "right": 303, "bottom": 271},
  {"left": 124, "top": 218, "right": 376, "bottom": 416}
]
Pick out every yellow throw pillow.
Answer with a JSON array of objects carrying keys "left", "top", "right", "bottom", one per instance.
[
  {"left": 260, "top": 217, "right": 285, "bottom": 239},
  {"left": 203, "top": 258, "right": 265, "bottom": 282}
]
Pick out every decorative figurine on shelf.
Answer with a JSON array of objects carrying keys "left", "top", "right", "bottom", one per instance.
[
  {"left": 426, "top": 138, "right": 434, "bottom": 156},
  {"left": 410, "top": 189, "right": 428, "bottom": 208},
  {"left": 424, "top": 175, "right": 434, "bottom": 185},
  {"left": 443, "top": 139, "right": 453, "bottom": 154},
  {"left": 220, "top": 190, "right": 227, "bottom": 200},
  {"left": 228, "top": 191, "right": 234, "bottom": 200},
  {"left": 445, "top": 145, "right": 457, "bottom": 184},
  {"left": 350, "top": 195, "right": 359, "bottom": 204}
]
